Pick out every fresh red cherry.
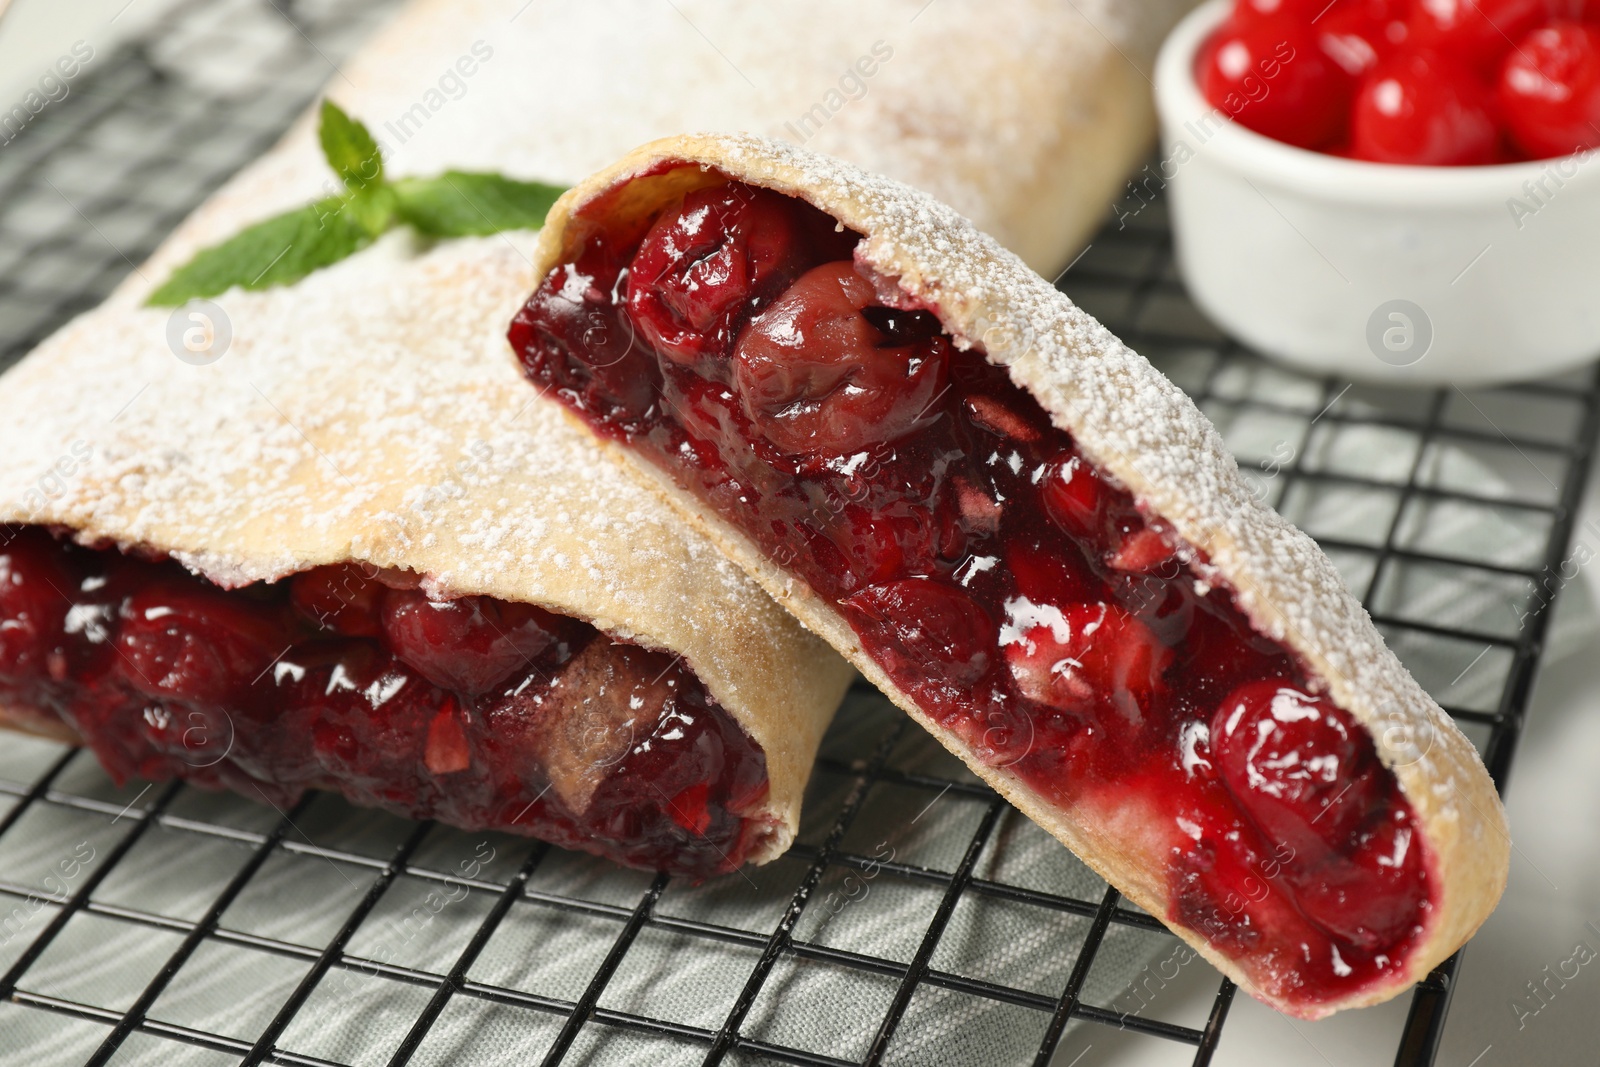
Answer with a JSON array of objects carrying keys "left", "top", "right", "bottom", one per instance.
[
  {"left": 1232, "top": 0, "right": 1333, "bottom": 23},
  {"left": 1170, "top": 830, "right": 1317, "bottom": 954},
  {"left": 801, "top": 508, "right": 896, "bottom": 593},
  {"left": 1040, "top": 452, "right": 1176, "bottom": 574},
  {"left": 844, "top": 578, "right": 995, "bottom": 685},
  {"left": 0, "top": 528, "right": 72, "bottom": 678},
  {"left": 289, "top": 563, "right": 385, "bottom": 637},
  {"left": 1171, "top": 836, "right": 1267, "bottom": 951},
  {"left": 115, "top": 581, "right": 287, "bottom": 703},
  {"left": 667, "top": 780, "right": 713, "bottom": 834},
  {"left": 1290, "top": 807, "right": 1430, "bottom": 952},
  {"left": 666, "top": 373, "right": 762, "bottom": 468},
  {"left": 1199, "top": 17, "right": 1353, "bottom": 147},
  {"left": 627, "top": 182, "right": 826, "bottom": 365},
  {"left": 1351, "top": 49, "right": 1502, "bottom": 163},
  {"left": 1499, "top": 22, "right": 1600, "bottom": 157},
  {"left": 1210, "top": 681, "right": 1387, "bottom": 860},
  {"left": 1409, "top": 0, "right": 1556, "bottom": 71},
  {"left": 380, "top": 588, "right": 566, "bottom": 696},
  {"left": 731, "top": 261, "right": 950, "bottom": 457},
  {"left": 1319, "top": 0, "right": 1411, "bottom": 77},
  {"left": 1002, "top": 600, "right": 1172, "bottom": 719}
]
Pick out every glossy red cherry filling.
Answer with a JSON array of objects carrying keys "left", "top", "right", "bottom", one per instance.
[
  {"left": 0, "top": 525, "right": 770, "bottom": 879},
  {"left": 509, "top": 176, "right": 1434, "bottom": 1009}
]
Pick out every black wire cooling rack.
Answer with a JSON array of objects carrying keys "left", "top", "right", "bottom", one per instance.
[{"left": 1, "top": 2, "right": 1598, "bottom": 1064}]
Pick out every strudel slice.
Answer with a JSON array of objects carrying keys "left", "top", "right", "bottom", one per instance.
[
  {"left": 507, "top": 134, "right": 1509, "bottom": 1013},
  {"left": 0, "top": 234, "right": 851, "bottom": 878}
]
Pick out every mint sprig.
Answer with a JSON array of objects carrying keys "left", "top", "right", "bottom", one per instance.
[
  {"left": 319, "top": 99, "right": 384, "bottom": 192},
  {"left": 146, "top": 101, "right": 566, "bottom": 307}
]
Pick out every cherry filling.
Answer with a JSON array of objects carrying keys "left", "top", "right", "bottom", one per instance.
[
  {"left": 0, "top": 525, "right": 770, "bottom": 879},
  {"left": 509, "top": 175, "right": 1433, "bottom": 1008}
]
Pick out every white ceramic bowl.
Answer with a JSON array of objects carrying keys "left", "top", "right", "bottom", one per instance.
[{"left": 1154, "top": 0, "right": 1600, "bottom": 386}]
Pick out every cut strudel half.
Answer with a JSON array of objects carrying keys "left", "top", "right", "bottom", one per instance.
[
  {"left": 0, "top": 231, "right": 852, "bottom": 879},
  {"left": 0, "top": 0, "right": 1196, "bottom": 883},
  {"left": 507, "top": 134, "right": 1509, "bottom": 1014}
]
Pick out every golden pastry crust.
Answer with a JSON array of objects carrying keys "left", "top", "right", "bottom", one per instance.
[
  {"left": 526, "top": 133, "right": 1510, "bottom": 1016},
  {"left": 0, "top": 227, "right": 853, "bottom": 865}
]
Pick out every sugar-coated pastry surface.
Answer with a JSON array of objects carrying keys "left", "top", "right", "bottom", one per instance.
[{"left": 124, "top": 0, "right": 1193, "bottom": 279}]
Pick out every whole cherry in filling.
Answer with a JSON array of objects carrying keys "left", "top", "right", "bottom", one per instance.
[
  {"left": 509, "top": 174, "right": 1434, "bottom": 1008},
  {"left": 0, "top": 525, "right": 771, "bottom": 879},
  {"left": 628, "top": 182, "right": 844, "bottom": 364},
  {"left": 732, "top": 261, "right": 950, "bottom": 457}
]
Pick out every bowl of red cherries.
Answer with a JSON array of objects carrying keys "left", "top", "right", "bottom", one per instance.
[{"left": 1154, "top": 0, "right": 1600, "bottom": 384}]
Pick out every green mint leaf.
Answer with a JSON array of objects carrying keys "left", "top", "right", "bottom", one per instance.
[
  {"left": 392, "top": 171, "right": 565, "bottom": 237},
  {"left": 346, "top": 183, "right": 399, "bottom": 238},
  {"left": 145, "top": 196, "right": 382, "bottom": 307},
  {"left": 147, "top": 101, "right": 564, "bottom": 303},
  {"left": 319, "top": 99, "right": 384, "bottom": 191}
]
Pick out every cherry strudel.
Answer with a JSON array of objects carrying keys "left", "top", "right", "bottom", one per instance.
[
  {"left": 0, "top": 232, "right": 852, "bottom": 879},
  {"left": 508, "top": 134, "right": 1510, "bottom": 1014}
]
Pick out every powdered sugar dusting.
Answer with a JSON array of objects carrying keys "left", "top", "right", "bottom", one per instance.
[{"left": 109, "top": 0, "right": 1190, "bottom": 292}]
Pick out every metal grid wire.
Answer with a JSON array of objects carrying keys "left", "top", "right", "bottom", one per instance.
[{"left": 0, "top": 1, "right": 1597, "bottom": 1064}]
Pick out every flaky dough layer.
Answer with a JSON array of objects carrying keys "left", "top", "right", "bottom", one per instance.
[{"left": 526, "top": 133, "right": 1511, "bottom": 1016}]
